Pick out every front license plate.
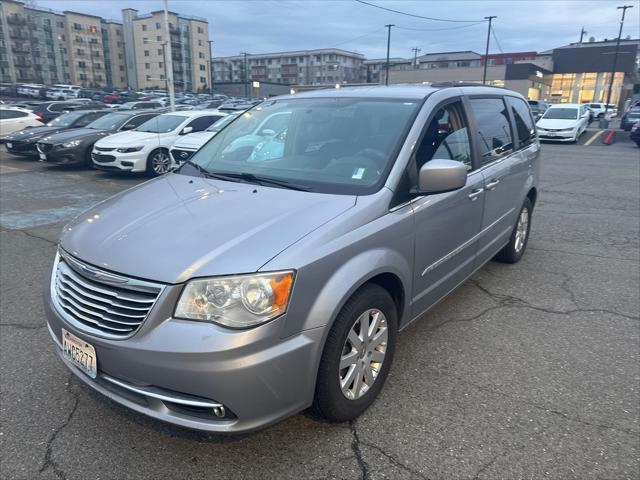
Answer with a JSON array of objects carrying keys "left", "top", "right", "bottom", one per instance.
[
  {"left": 6, "top": 142, "right": 12, "bottom": 148},
  {"left": 62, "top": 328, "right": 97, "bottom": 378},
  {"left": 39, "top": 153, "right": 47, "bottom": 160}
]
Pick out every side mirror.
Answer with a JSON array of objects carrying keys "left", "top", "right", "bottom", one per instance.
[
  {"left": 180, "top": 126, "right": 193, "bottom": 135},
  {"left": 418, "top": 159, "right": 467, "bottom": 194},
  {"left": 121, "top": 123, "right": 136, "bottom": 130},
  {"left": 261, "top": 129, "right": 276, "bottom": 136}
]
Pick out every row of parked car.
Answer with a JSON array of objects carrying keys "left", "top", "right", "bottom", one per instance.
[{"left": 0, "top": 98, "right": 256, "bottom": 175}]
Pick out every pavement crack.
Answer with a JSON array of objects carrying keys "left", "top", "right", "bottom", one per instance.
[
  {"left": 359, "top": 440, "right": 430, "bottom": 479},
  {"left": 528, "top": 403, "right": 640, "bottom": 436},
  {"left": 0, "top": 322, "right": 45, "bottom": 330},
  {"left": 349, "top": 420, "right": 370, "bottom": 480},
  {"left": 529, "top": 246, "right": 639, "bottom": 262},
  {"left": 16, "top": 229, "right": 58, "bottom": 246},
  {"left": 472, "top": 451, "right": 503, "bottom": 479},
  {"left": 39, "top": 374, "right": 80, "bottom": 480}
]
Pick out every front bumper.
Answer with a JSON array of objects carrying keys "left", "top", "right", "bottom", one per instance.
[
  {"left": 37, "top": 144, "right": 85, "bottom": 165},
  {"left": 538, "top": 130, "right": 576, "bottom": 142},
  {"left": 5, "top": 141, "right": 39, "bottom": 156},
  {"left": 92, "top": 149, "right": 148, "bottom": 173},
  {"left": 43, "top": 265, "right": 324, "bottom": 433}
]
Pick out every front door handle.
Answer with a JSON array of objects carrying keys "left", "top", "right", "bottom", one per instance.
[
  {"left": 468, "top": 188, "right": 484, "bottom": 201},
  {"left": 486, "top": 179, "right": 500, "bottom": 190}
]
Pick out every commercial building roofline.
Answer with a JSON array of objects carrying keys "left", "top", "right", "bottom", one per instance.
[{"left": 63, "top": 10, "right": 104, "bottom": 20}]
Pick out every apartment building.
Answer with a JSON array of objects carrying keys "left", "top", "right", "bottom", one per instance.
[
  {"left": 0, "top": 0, "right": 126, "bottom": 87},
  {"left": 212, "top": 49, "right": 365, "bottom": 86},
  {"left": 122, "top": 9, "right": 210, "bottom": 92}
]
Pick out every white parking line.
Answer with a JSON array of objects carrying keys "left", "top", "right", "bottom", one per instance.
[{"left": 0, "top": 165, "right": 28, "bottom": 174}]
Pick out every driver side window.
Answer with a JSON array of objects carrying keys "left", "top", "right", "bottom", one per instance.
[{"left": 414, "top": 101, "right": 472, "bottom": 172}]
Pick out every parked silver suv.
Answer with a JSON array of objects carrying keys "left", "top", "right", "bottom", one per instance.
[{"left": 44, "top": 85, "right": 540, "bottom": 433}]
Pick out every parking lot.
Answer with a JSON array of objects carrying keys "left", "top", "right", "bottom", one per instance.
[{"left": 0, "top": 134, "right": 638, "bottom": 479}]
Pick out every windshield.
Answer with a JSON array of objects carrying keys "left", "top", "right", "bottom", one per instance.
[
  {"left": 46, "top": 111, "right": 85, "bottom": 127},
  {"left": 136, "top": 114, "right": 185, "bottom": 133},
  {"left": 86, "top": 112, "right": 129, "bottom": 130},
  {"left": 205, "top": 113, "right": 241, "bottom": 132},
  {"left": 182, "top": 97, "right": 420, "bottom": 194},
  {"left": 626, "top": 109, "right": 640, "bottom": 118},
  {"left": 542, "top": 108, "right": 578, "bottom": 120}
]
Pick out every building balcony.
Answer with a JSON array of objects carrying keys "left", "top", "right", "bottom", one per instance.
[
  {"left": 12, "top": 45, "right": 31, "bottom": 54},
  {"left": 9, "top": 30, "right": 29, "bottom": 40},
  {"left": 7, "top": 15, "right": 27, "bottom": 26}
]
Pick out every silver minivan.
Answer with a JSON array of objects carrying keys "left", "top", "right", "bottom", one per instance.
[{"left": 44, "top": 85, "right": 540, "bottom": 433}]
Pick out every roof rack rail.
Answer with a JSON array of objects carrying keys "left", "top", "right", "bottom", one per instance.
[{"left": 429, "top": 82, "right": 503, "bottom": 88}]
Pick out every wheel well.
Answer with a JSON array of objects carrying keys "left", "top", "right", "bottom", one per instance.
[
  {"left": 527, "top": 187, "right": 537, "bottom": 208},
  {"left": 366, "top": 273, "right": 405, "bottom": 323}
]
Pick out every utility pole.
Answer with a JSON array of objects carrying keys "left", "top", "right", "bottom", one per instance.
[
  {"left": 240, "top": 51, "right": 249, "bottom": 97},
  {"left": 411, "top": 47, "right": 421, "bottom": 69},
  {"left": 384, "top": 24, "right": 394, "bottom": 86},
  {"left": 482, "top": 16, "right": 496, "bottom": 84},
  {"left": 602, "top": 4, "right": 633, "bottom": 127},
  {"left": 207, "top": 40, "right": 214, "bottom": 95},
  {"left": 579, "top": 26, "right": 587, "bottom": 44},
  {"left": 163, "top": 0, "right": 175, "bottom": 111}
]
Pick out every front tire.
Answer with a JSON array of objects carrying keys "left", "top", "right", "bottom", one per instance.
[
  {"left": 146, "top": 149, "right": 171, "bottom": 177},
  {"left": 311, "top": 283, "right": 397, "bottom": 422},
  {"left": 494, "top": 197, "right": 532, "bottom": 264}
]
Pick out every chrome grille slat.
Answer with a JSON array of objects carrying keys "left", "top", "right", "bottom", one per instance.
[
  {"left": 57, "top": 276, "right": 151, "bottom": 313},
  {"left": 56, "top": 286, "right": 146, "bottom": 321},
  {"left": 52, "top": 253, "right": 163, "bottom": 339}
]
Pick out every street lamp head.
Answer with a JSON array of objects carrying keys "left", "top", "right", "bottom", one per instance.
[{"left": 617, "top": 5, "right": 633, "bottom": 9}]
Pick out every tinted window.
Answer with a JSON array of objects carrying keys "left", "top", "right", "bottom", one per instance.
[
  {"left": 185, "top": 115, "right": 224, "bottom": 132},
  {"left": 46, "top": 111, "right": 87, "bottom": 127},
  {"left": 506, "top": 97, "right": 536, "bottom": 147},
  {"left": 74, "top": 111, "right": 107, "bottom": 127},
  {"left": 0, "top": 109, "right": 27, "bottom": 119},
  {"left": 136, "top": 114, "right": 185, "bottom": 133},
  {"left": 124, "top": 113, "right": 158, "bottom": 129},
  {"left": 542, "top": 108, "right": 578, "bottom": 120},
  {"left": 49, "top": 103, "right": 74, "bottom": 112},
  {"left": 415, "top": 101, "right": 472, "bottom": 170},
  {"left": 86, "top": 112, "right": 130, "bottom": 130},
  {"left": 468, "top": 98, "right": 513, "bottom": 165}
]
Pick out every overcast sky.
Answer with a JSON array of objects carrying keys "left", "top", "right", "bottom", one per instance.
[{"left": 36, "top": 0, "right": 640, "bottom": 58}]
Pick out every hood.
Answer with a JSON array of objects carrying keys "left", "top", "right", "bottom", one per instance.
[
  {"left": 171, "top": 131, "right": 216, "bottom": 150},
  {"left": 60, "top": 173, "right": 356, "bottom": 284},
  {"left": 95, "top": 130, "right": 165, "bottom": 148},
  {"left": 536, "top": 118, "right": 579, "bottom": 129},
  {"left": 39, "top": 128, "right": 110, "bottom": 145},
  {"left": 4, "top": 126, "right": 64, "bottom": 141}
]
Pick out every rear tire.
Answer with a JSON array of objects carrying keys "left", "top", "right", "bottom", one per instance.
[
  {"left": 494, "top": 197, "right": 532, "bottom": 264},
  {"left": 311, "top": 283, "right": 397, "bottom": 422}
]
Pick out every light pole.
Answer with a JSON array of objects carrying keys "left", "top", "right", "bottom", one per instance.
[
  {"left": 207, "top": 40, "right": 214, "bottom": 95},
  {"left": 601, "top": 4, "right": 633, "bottom": 127},
  {"left": 163, "top": 0, "right": 175, "bottom": 111},
  {"left": 240, "top": 52, "right": 249, "bottom": 97},
  {"left": 411, "top": 47, "right": 421, "bottom": 69},
  {"left": 482, "top": 16, "right": 496, "bottom": 84},
  {"left": 384, "top": 24, "right": 394, "bottom": 85}
]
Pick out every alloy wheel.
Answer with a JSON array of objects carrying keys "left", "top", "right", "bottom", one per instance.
[
  {"left": 151, "top": 151, "right": 171, "bottom": 175},
  {"left": 514, "top": 207, "right": 529, "bottom": 253},
  {"left": 339, "top": 308, "right": 388, "bottom": 400}
]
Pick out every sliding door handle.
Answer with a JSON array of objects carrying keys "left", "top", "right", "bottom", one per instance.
[{"left": 486, "top": 179, "right": 500, "bottom": 190}]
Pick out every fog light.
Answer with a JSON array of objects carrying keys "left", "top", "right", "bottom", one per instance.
[{"left": 121, "top": 161, "right": 133, "bottom": 167}]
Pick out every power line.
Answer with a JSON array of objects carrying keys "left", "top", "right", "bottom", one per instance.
[
  {"left": 354, "top": 0, "right": 484, "bottom": 23},
  {"left": 330, "top": 27, "right": 384, "bottom": 48},
  {"left": 491, "top": 25, "right": 504, "bottom": 53},
  {"left": 394, "top": 22, "right": 486, "bottom": 32}
]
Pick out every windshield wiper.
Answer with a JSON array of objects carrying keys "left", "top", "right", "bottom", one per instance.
[{"left": 205, "top": 171, "right": 312, "bottom": 191}]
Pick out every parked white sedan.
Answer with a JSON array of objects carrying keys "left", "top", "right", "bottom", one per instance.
[
  {"left": 92, "top": 110, "right": 224, "bottom": 175},
  {"left": 0, "top": 107, "right": 43, "bottom": 138},
  {"left": 536, "top": 104, "right": 590, "bottom": 142}
]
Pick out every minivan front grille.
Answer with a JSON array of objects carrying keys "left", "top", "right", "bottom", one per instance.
[{"left": 52, "top": 252, "right": 163, "bottom": 339}]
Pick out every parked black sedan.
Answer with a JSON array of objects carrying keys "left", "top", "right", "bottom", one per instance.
[
  {"left": 630, "top": 121, "right": 640, "bottom": 147},
  {"left": 620, "top": 107, "right": 640, "bottom": 131},
  {"left": 36, "top": 110, "right": 161, "bottom": 167},
  {"left": 2, "top": 110, "right": 109, "bottom": 157}
]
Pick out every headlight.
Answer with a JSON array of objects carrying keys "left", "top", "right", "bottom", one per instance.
[
  {"left": 62, "top": 139, "right": 81, "bottom": 148},
  {"left": 174, "top": 271, "right": 295, "bottom": 328},
  {"left": 116, "top": 146, "right": 144, "bottom": 153}
]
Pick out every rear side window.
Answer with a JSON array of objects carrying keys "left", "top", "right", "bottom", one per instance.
[
  {"left": 468, "top": 98, "right": 513, "bottom": 166},
  {"left": 49, "top": 103, "right": 74, "bottom": 112},
  {"left": 0, "top": 110, "right": 27, "bottom": 119},
  {"left": 74, "top": 112, "right": 106, "bottom": 127},
  {"left": 506, "top": 97, "right": 536, "bottom": 147}
]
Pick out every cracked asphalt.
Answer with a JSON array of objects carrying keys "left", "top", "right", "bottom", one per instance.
[{"left": 1, "top": 138, "right": 639, "bottom": 480}]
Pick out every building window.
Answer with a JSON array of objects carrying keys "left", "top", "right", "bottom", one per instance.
[
  {"left": 144, "top": 50, "right": 149, "bottom": 57},
  {"left": 199, "top": 64, "right": 206, "bottom": 71},
  {"left": 157, "top": 49, "right": 163, "bottom": 55},
  {"left": 156, "top": 22, "right": 161, "bottom": 29},
  {"left": 89, "top": 26, "right": 97, "bottom": 33},
  {"left": 142, "top": 24, "right": 147, "bottom": 31},
  {"left": 197, "top": 26, "right": 203, "bottom": 34},
  {"left": 119, "top": 65, "right": 124, "bottom": 71},
  {"left": 199, "top": 52, "right": 205, "bottom": 59},
  {"left": 57, "top": 21, "right": 64, "bottom": 28},
  {"left": 198, "top": 39, "right": 203, "bottom": 46},
  {"left": 159, "top": 62, "right": 163, "bottom": 68},
  {"left": 200, "top": 76, "right": 206, "bottom": 83},
  {"left": 145, "top": 63, "right": 150, "bottom": 69},
  {"left": 157, "top": 36, "right": 161, "bottom": 41}
]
